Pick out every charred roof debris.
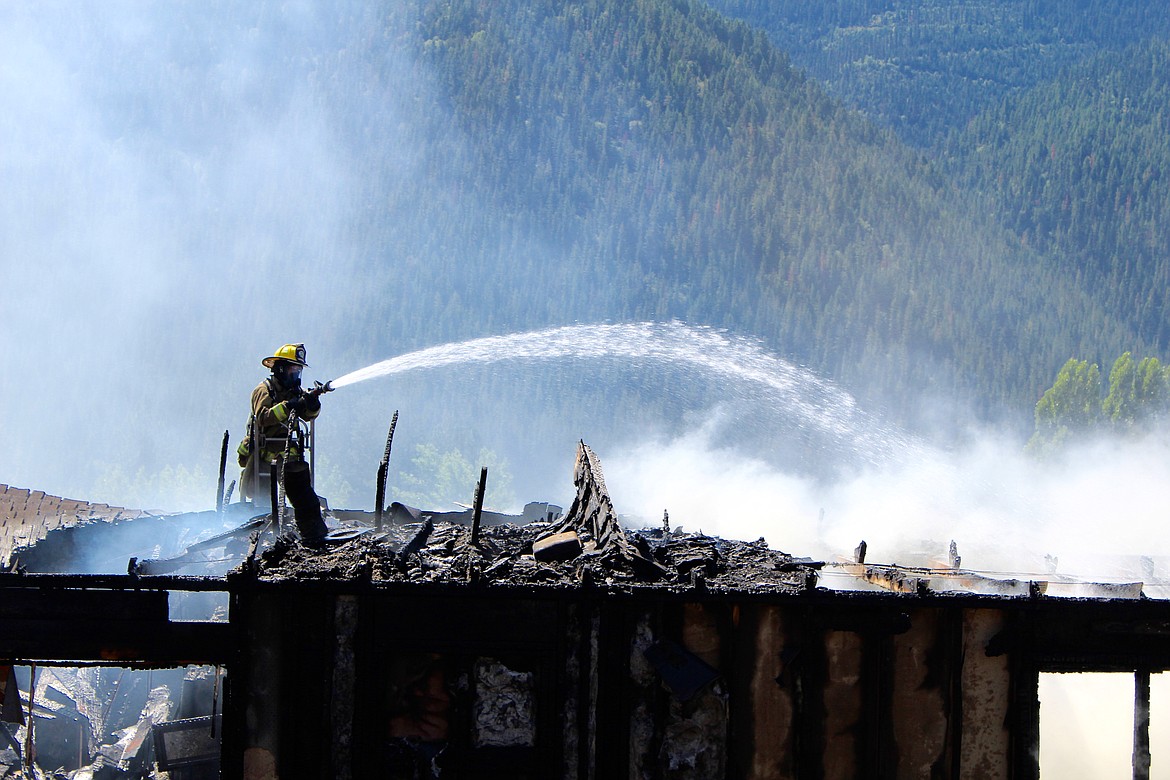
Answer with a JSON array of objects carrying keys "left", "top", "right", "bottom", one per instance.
[
  {"left": 2, "top": 440, "right": 1170, "bottom": 778},
  {"left": 250, "top": 443, "right": 811, "bottom": 594}
]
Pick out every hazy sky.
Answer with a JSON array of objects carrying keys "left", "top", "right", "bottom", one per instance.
[{"left": 0, "top": 3, "right": 400, "bottom": 502}]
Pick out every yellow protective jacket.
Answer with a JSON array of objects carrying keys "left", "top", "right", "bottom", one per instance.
[{"left": 237, "top": 378, "right": 321, "bottom": 467}]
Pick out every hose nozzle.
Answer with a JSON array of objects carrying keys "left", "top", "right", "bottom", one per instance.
[{"left": 309, "top": 380, "right": 335, "bottom": 398}]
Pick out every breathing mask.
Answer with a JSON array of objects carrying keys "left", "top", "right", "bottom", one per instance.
[{"left": 275, "top": 362, "right": 303, "bottom": 391}]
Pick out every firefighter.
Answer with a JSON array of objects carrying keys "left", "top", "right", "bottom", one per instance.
[{"left": 238, "top": 342, "right": 329, "bottom": 545}]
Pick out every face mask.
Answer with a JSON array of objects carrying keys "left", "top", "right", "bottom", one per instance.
[{"left": 277, "top": 364, "right": 303, "bottom": 390}]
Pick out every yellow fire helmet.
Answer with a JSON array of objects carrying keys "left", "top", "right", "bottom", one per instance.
[{"left": 262, "top": 343, "right": 309, "bottom": 369}]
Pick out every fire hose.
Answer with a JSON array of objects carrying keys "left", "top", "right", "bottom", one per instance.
[
  {"left": 279, "top": 381, "right": 335, "bottom": 537},
  {"left": 278, "top": 411, "right": 294, "bottom": 536}
]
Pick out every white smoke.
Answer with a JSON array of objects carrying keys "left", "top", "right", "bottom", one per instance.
[
  {"left": 605, "top": 419, "right": 1170, "bottom": 584},
  {"left": 0, "top": 2, "right": 407, "bottom": 508},
  {"left": 1040, "top": 672, "right": 1170, "bottom": 778}
]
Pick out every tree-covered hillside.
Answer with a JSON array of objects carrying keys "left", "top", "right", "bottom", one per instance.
[
  {"left": 345, "top": 0, "right": 1134, "bottom": 423},
  {"left": 946, "top": 39, "right": 1170, "bottom": 350},
  {"left": 697, "top": 0, "right": 1170, "bottom": 410},
  {"left": 704, "top": 0, "right": 1170, "bottom": 148}
]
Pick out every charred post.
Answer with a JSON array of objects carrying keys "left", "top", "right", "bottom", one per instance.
[
  {"left": 217, "top": 430, "right": 229, "bottom": 514},
  {"left": 1135, "top": 667, "right": 1151, "bottom": 780},
  {"left": 471, "top": 467, "right": 487, "bottom": 548},
  {"left": 374, "top": 411, "right": 398, "bottom": 532}
]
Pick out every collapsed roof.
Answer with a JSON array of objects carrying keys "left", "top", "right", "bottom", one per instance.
[
  {"left": 250, "top": 442, "right": 814, "bottom": 594},
  {"left": 5, "top": 441, "right": 1166, "bottom": 601},
  {"left": 0, "top": 486, "right": 156, "bottom": 570}
]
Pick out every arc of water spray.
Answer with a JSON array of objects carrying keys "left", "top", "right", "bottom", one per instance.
[{"left": 328, "top": 321, "right": 919, "bottom": 462}]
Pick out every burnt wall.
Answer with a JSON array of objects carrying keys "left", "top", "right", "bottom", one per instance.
[
  {"left": 2, "top": 575, "right": 1168, "bottom": 778},
  {"left": 223, "top": 587, "right": 1037, "bottom": 780}
]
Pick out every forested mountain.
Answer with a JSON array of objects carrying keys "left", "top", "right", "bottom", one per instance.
[
  {"left": 343, "top": 0, "right": 1133, "bottom": 423},
  {"left": 946, "top": 39, "right": 1170, "bottom": 350},
  {"left": 702, "top": 0, "right": 1170, "bottom": 399},
  {"left": 704, "top": 0, "right": 1170, "bottom": 147}
]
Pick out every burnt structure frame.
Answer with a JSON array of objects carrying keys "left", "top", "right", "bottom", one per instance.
[{"left": 1, "top": 574, "right": 1170, "bottom": 778}]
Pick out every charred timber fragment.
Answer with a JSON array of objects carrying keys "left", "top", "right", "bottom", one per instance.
[
  {"left": 397, "top": 517, "right": 434, "bottom": 566},
  {"left": 471, "top": 466, "right": 487, "bottom": 548},
  {"left": 836, "top": 561, "right": 1040, "bottom": 597},
  {"left": 537, "top": 441, "right": 669, "bottom": 581},
  {"left": 217, "top": 429, "right": 229, "bottom": 513},
  {"left": 375, "top": 460, "right": 388, "bottom": 529},
  {"left": 1135, "top": 667, "right": 1152, "bottom": 780},
  {"left": 533, "top": 531, "right": 583, "bottom": 563},
  {"left": 374, "top": 410, "right": 398, "bottom": 532},
  {"left": 223, "top": 478, "right": 236, "bottom": 516}
]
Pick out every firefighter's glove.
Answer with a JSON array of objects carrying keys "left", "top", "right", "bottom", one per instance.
[
  {"left": 287, "top": 396, "right": 308, "bottom": 417},
  {"left": 305, "top": 392, "right": 322, "bottom": 414}
]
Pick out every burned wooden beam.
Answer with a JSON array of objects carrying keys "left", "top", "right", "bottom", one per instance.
[
  {"left": 832, "top": 562, "right": 1045, "bottom": 598},
  {"left": 0, "top": 586, "right": 167, "bottom": 623},
  {"left": 374, "top": 410, "right": 398, "bottom": 532},
  {"left": 217, "top": 429, "right": 230, "bottom": 513},
  {"left": 532, "top": 531, "right": 582, "bottom": 563},
  {"left": 1135, "top": 667, "right": 1151, "bottom": 780},
  {"left": 0, "top": 616, "right": 233, "bottom": 666},
  {"left": 471, "top": 466, "right": 487, "bottom": 548},
  {"left": 537, "top": 442, "right": 668, "bottom": 580},
  {"left": 396, "top": 517, "right": 434, "bottom": 566}
]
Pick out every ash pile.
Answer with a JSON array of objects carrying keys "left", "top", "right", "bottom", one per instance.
[{"left": 246, "top": 442, "right": 817, "bottom": 595}]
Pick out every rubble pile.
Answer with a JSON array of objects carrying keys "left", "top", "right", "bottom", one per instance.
[
  {"left": 250, "top": 440, "right": 816, "bottom": 595},
  {"left": 0, "top": 666, "right": 218, "bottom": 780},
  {"left": 249, "top": 519, "right": 815, "bottom": 594}
]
